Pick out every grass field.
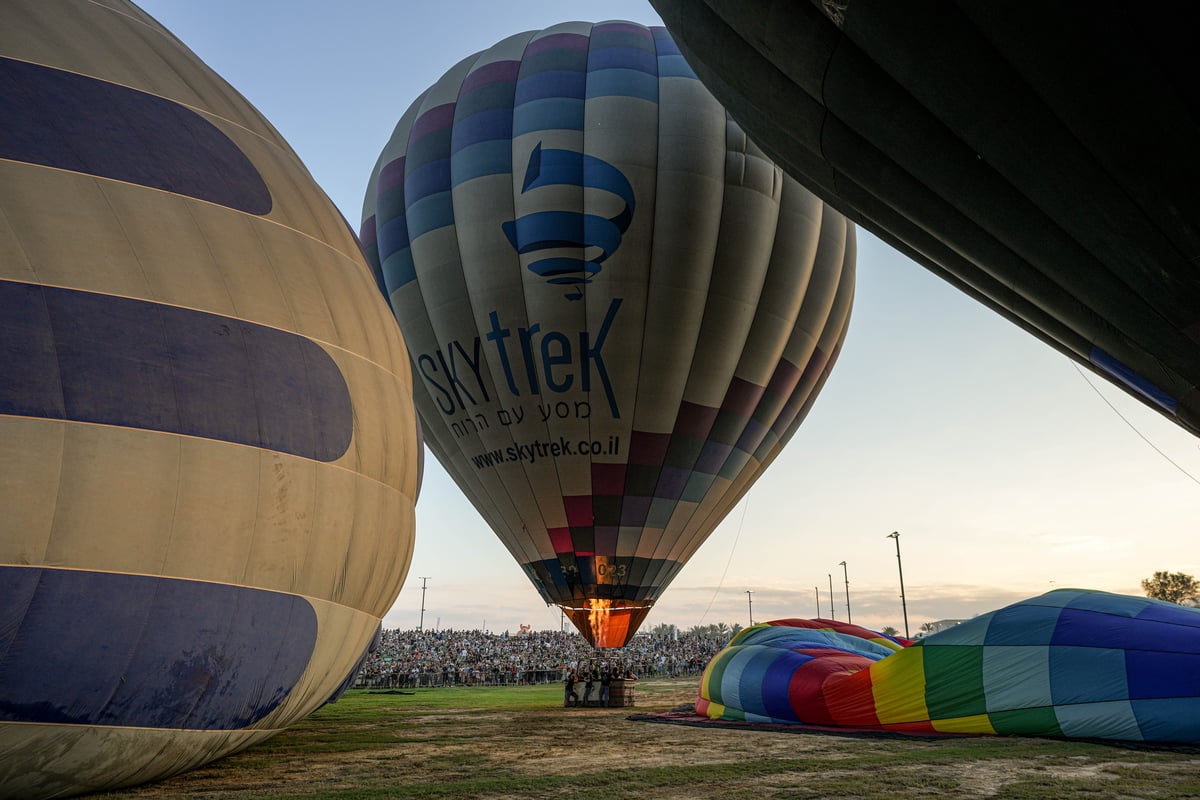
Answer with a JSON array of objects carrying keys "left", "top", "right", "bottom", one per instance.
[{"left": 94, "top": 678, "right": 1200, "bottom": 799}]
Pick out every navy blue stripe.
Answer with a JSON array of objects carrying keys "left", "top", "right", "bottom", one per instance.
[
  {"left": 0, "top": 57, "right": 270, "bottom": 214},
  {"left": 1090, "top": 347, "right": 1177, "bottom": 413},
  {"left": 588, "top": 47, "right": 657, "bottom": 74},
  {"left": 450, "top": 108, "right": 514, "bottom": 153},
  {"left": 376, "top": 210, "right": 411, "bottom": 262},
  {"left": 404, "top": 158, "right": 452, "bottom": 208},
  {"left": 523, "top": 556, "right": 680, "bottom": 602},
  {"left": 0, "top": 567, "right": 317, "bottom": 730},
  {"left": 515, "top": 71, "right": 587, "bottom": 105},
  {"left": 0, "top": 281, "right": 353, "bottom": 461}
]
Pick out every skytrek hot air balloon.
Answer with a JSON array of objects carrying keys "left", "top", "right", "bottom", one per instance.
[
  {"left": 0, "top": 3, "right": 420, "bottom": 797},
  {"left": 698, "top": 590, "right": 1200, "bottom": 743},
  {"left": 360, "top": 21, "right": 854, "bottom": 648},
  {"left": 650, "top": 1, "right": 1200, "bottom": 438}
]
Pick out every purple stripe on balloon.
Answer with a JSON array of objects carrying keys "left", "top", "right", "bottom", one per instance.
[
  {"left": 655, "top": 466, "right": 691, "bottom": 500},
  {"left": 772, "top": 347, "right": 830, "bottom": 435},
  {"left": 695, "top": 440, "right": 734, "bottom": 475},
  {"left": 461, "top": 59, "right": 522, "bottom": 94},
  {"left": 591, "top": 462, "right": 626, "bottom": 495},
  {"left": 450, "top": 107, "right": 513, "bottom": 152},
  {"left": 587, "top": 47, "right": 658, "bottom": 74},
  {"left": 628, "top": 430, "right": 670, "bottom": 465},
  {"left": 0, "top": 567, "right": 315, "bottom": 730},
  {"left": 0, "top": 281, "right": 352, "bottom": 461},
  {"left": 593, "top": 21, "right": 654, "bottom": 38},
  {"left": 378, "top": 156, "right": 407, "bottom": 195},
  {"left": 0, "top": 58, "right": 271, "bottom": 215},
  {"left": 673, "top": 401, "right": 719, "bottom": 439},
  {"left": 721, "top": 377, "right": 766, "bottom": 418},
  {"left": 764, "top": 358, "right": 803, "bottom": 400},
  {"left": 594, "top": 527, "right": 619, "bottom": 557},
  {"left": 525, "top": 32, "right": 590, "bottom": 59},
  {"left": 515, "top": 70, "right": 586, "bottom": 104},
  {"left": 409, "top": 103, "right": 456, "bottom": 142},
  {"left": 358, "top": 215, "right": 376, "bottom": 249},
  {"left": 620, "top": 495, "right": 652, "bottom": 526},
  {"left": 734, "top": 417, "right": 769, "bottom": 453}
]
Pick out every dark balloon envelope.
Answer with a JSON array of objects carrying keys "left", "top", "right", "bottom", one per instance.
[
  {"left": 360, "top": 21, "right": 855, "bottom": 648},
  {"left": 0, "top": 2, "right": 421, "bottom": 797},
  {"left": 650, "top": 0, "right": 1200, "bottom": 435}
]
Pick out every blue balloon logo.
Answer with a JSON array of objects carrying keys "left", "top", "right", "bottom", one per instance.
[{"left": 501, "top": 143, "right": 635, "bottom": 300}]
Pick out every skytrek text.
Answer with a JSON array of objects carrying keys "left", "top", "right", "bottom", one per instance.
[
  {"left": 470, "top": 435, "right": 621, "bottom": 470},
  {"left": 415, "top": 299, "right": 623, "bottom": 419}
]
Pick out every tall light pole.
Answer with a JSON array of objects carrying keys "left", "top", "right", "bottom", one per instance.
[
  {"left": 418, "top": 576, "right": 430, "bottom": 632},
  {"left": 814, "top": 586, "right": 821, "bottom": 618},
  {"left": 887, "top": 532, "right": 909, "bottom": 638},
  {"left": 838, "top": 560, "right": 851, "bottom": 623},
  {"left": 745, "top": 590, "right": 754, "bottom": 626},
  {"left": 827, "top": 573, "right": 835, "bottom": 620}
]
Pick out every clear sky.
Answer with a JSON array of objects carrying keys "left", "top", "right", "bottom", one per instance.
[{"left": 137, "top": 0, "right": 1200, "bottom": 636}]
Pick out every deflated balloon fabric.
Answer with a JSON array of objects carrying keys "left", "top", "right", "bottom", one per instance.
[{"left": 697, "top": 589, "right": 1200, "bottom": 743}]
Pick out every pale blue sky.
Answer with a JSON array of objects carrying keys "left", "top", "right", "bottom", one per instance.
[{"left": 138, "top": 0, "right": 1200, "bottom": 635}]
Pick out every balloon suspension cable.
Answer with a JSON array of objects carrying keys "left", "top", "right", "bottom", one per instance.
[
  {"left": 1072, "top": 362, "right": 1200, "bottom": 487},
  {"left": 697, "top": 495, "right": 751, "bottom": 627}
]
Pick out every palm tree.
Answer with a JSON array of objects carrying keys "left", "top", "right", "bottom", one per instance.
[{"left": 880, "top": 625, "right": 899, "bottom": 637}]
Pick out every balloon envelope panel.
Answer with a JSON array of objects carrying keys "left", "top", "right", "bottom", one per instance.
[
  {"left": 650, "top": 0, "right": 1200, "bottom": 437},
  {"left": 0, "top": 2, "right": 420, "bottom": 797},
  {"left": 698, "top": 590, "right": 1200, "bottom": 743},
  {"left": 361, "top": 21, "right": 854, "bottom": 648}
]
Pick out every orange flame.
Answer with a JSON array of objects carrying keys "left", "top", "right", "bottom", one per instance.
[{"left": 562, "top": 599, "right": 653, "bottom": 648}]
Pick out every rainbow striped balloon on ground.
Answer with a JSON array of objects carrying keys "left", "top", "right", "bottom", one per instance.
[
  {"left": 698, "top": 590, "right": 1200, "bottom": 743},
  {"left": 360, "top": 21, "right": 855, "bottom": 648},
  {"left": 0, "top": 3, "right": 421, "bottom": 797}
]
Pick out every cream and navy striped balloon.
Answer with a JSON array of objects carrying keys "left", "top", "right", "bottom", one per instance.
[
  {"left": 361, "top": 22, "right": 854, "bottom": 649},
  {"left": 0, "top": 2, "right": 420, "bottom": 796}
]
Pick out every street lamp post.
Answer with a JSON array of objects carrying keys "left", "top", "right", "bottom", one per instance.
[
  {"left": 814, "top": 586, "right": 820, "bottom": 618},
  {"left": 886, "top": 532, "right": 909, "bottom": 638},
  {"left": 838, "top": 560, "right": 851, "bottom": 623},
  {"left": 418, "top": 576, "right": 431, "bottom": 632},
  {"left": 827, "top": 573, "right": 835, "bottom": 620},
  {"left": 746, "top": 589, "right": 754, "bottom": 626}
]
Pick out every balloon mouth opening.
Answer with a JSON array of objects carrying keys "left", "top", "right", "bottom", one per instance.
[{"left": 561, "top": 600, "right": 653, "bottom": 648}]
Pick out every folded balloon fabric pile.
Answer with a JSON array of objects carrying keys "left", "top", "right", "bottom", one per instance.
[{"left": 696, "top": 589, "right": 1200, "bottom": 743}]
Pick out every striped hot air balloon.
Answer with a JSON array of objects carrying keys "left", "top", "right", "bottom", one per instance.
[
  {"left": 360, "top": 21, "right": 854, "bottom": 648},
  {"left": 0, "top": 2, "right": 420, "bottom": 796},
  {"left": 698, "top": 590, "right": 1200, "bottom": 743}
]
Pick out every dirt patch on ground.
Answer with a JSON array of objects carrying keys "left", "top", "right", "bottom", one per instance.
[{"left": 94, "top": 680, "right": 1200, "bottom": 799}]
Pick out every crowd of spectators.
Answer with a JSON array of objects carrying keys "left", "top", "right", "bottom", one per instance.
[{"left": 353, "top": 627, "right": 726, "bottom": 689}]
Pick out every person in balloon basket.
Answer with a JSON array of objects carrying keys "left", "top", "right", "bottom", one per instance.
[
  {"left": 581, "top": 668, "right": 596, "bottom": 707},
  {"left": 564, "top": 667, "right": 579, "bottom": 707},
  {"left": 598, "top": 669, "right": 613, "bottom": 708}
]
